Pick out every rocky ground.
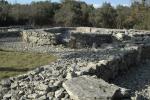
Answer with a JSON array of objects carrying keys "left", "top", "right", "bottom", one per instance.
[{"left": 1, "top": 37, "right": 150, "bottom": 100}]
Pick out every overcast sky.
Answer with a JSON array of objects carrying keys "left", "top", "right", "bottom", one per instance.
[{"left": 7, "top": 0, "right": 131, "bottom": 7}]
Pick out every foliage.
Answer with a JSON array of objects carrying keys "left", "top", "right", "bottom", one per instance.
[{"left": 0, "top": 0, "right": 150, "bottom": 30}]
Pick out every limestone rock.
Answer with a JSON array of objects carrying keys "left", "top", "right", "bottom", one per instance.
[
  {"left": 27, "top": 93, "right": 38, "bottom": 99},
  {"left": 3, "top": 93, "right": 12, "bottom": 99},
  {"left": 55, "top": 88, "right": 65, "bottom": 98},
  {"left": 37, "top": 95, "right": 47, "bottom": 100},
  {"left": 1, "top": 79, "right": 11, "bottom": 87},
  {"left": 36, "top": 84, "right": 49, "bottom": 91},
  {"left": 63, "top": 76, "right": 131, "bottom": 100},
  {"left": 11, "top": 82, "right": 18, "bottom": 89}
]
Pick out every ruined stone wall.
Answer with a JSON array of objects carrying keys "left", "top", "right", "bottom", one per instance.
[
  {"left": 69, "top": 33, "right": 112, "bottom": 48},
  {"left": 76, "top": 45, "right": 140, "bottom": 81},
  {"left": 21, "top": 27, "right": 75, "bottom": 46},
  {"left": 21, "top": 27, "right": 150, "bottom": 48},
  {"left": 21, "top": 30, "right": 57, "bottom": 46}
]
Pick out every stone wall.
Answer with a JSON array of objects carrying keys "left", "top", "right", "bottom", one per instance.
[
  {"left": 75, "top": 45, "right": 140, "bottom": 81},
  {"left": 21, "top": 27, "right": 150, "bottom": 48},
  {"left": 21, "top": 30, "right": 57, "bottom": 46},
  {"left": 69, "top": 32, "right": 112, "bottom": 48}
]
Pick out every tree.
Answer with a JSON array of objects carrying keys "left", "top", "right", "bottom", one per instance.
[
  {"left": 116, "top": 5, "right": 131, "bottom": 29},
  {"left": 54, "top": 0, "right": 82, "bottom": 26},
  {"left": 0, "top": 0, "right": 11, "bottom": 26},
  {"left": 30, "top": 1, "right": 55, "bottom": 26},
  {"left": 94, "top": 3, "right": 117, "bottom": 28}
]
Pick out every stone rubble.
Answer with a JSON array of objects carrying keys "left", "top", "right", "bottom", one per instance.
[
  {"left": 0, "top": 45, "right": 142, "bottom": 100},
  {"left": 1, "top": 27, "right": 150, "bottom": 100}
]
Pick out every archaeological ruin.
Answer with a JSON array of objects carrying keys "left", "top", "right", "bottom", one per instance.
[{"left": 0, "top": 27, "right": 150, "bottom": 100}]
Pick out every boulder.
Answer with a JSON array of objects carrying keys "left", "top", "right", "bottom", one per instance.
[{"left": 63, "top": 76, "right": 131, "bottom": 100}]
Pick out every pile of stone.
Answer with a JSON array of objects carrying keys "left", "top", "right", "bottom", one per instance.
[{"left": 0, "top": 44, "right": 144, "bottom": 100}]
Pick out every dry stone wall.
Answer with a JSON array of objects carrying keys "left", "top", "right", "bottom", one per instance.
[
  {"left": 71, "top": 45, "right": 140, "bottom": 81},
  {"left": 21, "top": 30, "right": 57, "bottom": 46},
  {"left": 21, "top": 27, "right": 150, "bottom": 48}
]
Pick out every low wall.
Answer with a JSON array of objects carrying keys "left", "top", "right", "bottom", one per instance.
[
  {"left": 21, "top": 27, "right": 150, "bottom": 48},
  {"left": 77, "top": 46, "right": 141, "bottom": 81},
  {"left": 69, "top": 33, "right": 112, "bottom": 48},
  {"left": 75, "top": 43, "right": 150, "bottom": 81}
]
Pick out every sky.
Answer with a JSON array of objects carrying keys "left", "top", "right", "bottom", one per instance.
[{"left": 7, "top": 0, "right": 131, "bottom": 7}]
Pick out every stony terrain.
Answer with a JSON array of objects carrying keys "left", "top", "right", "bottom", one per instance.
[{"left": 0, "top": 27, "right": 150, "bottom": 100}]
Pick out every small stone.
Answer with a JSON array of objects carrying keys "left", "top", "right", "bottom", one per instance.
[
  {"left": 39, "top": 73, "right": 45, "bottom": 80},
  {"left": 55, "top": 88, "right": 65, "bottom": 98},
  {"left": 17, "top": 74, "right": 28, "bottom": 80},
  {"left": 49, "top": 85, "right": 58, "bottom": 92},
  {"left": 19, "top": 91, "right": 24, "bottom": 95},
  {"left": 66, "top": 72, "right": 73, "bottom": 80},
  {"left": 50, "top": 80, "right": 55, "bottom": 84},
  {"left": 3, "top": 93, "right": 12, "bottom": 99},
  {"left": 11, "top": 82, "right": 18, "bottom": 89},
  {"left": 48, "top": 96, "right": 53, "bottom": 100},
  {"left": 19, "top": 96, "right": 27, "bottom": 100},
  {"left": 47, "top": 92, "right": 54, "bottom": 97},
  {"left": 37, "top": 95, "right": 47, "bottom": 100},
  {"left": 30, "top": 71, "right": 36, "bottom": 75},
  {"left": 0, "top": 85, "right": 2, "bottom": 91},
  {"left": 75, "top": 71, "right": 83, "bottom": 76},
  {"left": 54, "top": 81, "right": 62, "bottom": 87},
  {"left": 97, "top": 60, "right": 108, "bottom": 66},
  {"left": 53, "top": 98, "right": 60, "bottom": 100},
  {"left": 62, "top": 94, "right": 69, "bottom": 100},
  {"left": 19, "top": 82, "right": 25, "bottom": 86},
  {"left": 87, "top": 62, "right": 97, "bottom": 68},
  {"left": 36, "top": 91, "right": 46, "bottom": 96},
  {"left": 1, "top": 79, "right": 11, "bottom": 87},
  {"left": 27, "top": 93, "right": 38, "bottom": 99},
  {"left": 11, "top": 97, "right": 17, "bottom": 100},
  {"left": 36, "top": 84, "right": 49, "bottom": 91}
]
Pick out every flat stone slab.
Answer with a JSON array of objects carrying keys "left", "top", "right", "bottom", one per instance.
[{"left": 63, "top": 76, "right": 130, "bottom": 100}]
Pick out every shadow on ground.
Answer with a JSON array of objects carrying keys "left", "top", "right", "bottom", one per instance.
[
  {"left": 112, "top": 61, "right": 150, "bottom": 96},
  {"left": 0, "top": 67, "right": 29, "bottom": 72}
]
